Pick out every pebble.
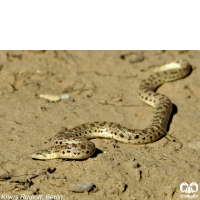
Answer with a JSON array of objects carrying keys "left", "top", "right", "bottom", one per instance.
[
  {"left": 39, "top": 94, "right": 61, "bottom": 102},
  {"left": 61, "top": 94, "right": 74, "bottom": 101},
  {"left": 72, "top": 181, "right": 94, "bottom": 193},
  {"left": 39, "top": 94, "right": 74, "bottom": 102}
]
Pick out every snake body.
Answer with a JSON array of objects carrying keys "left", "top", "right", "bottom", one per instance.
[{"left": 31, "top": 60, "right": 191, "bottom": 160}]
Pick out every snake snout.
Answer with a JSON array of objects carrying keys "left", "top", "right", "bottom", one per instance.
[{"left": 30, "top": 149, "right": 53, "bottom": 160}]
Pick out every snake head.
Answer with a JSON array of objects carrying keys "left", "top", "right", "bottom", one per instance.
[{"left": 30, "top": 147, "right": 56, "bottom": 159}]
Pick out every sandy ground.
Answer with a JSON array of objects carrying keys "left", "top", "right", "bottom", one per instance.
[{"left": 0, "top": 50, "right": 199, "bottom": 200}]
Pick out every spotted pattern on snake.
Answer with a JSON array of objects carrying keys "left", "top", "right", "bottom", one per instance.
[{"left": 30, "top": 59, "right": 191, "bottom": 160}]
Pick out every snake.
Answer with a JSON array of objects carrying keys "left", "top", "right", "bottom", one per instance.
[{"left": 30, "top": 59, "right": 191, "bottom": 160}]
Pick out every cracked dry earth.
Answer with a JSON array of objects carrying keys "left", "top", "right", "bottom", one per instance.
[{"left": 0, "top": 50, "right": 200, "bottom": 200}]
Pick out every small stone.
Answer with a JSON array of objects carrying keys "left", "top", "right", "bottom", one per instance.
[
  {"left": 39, "top": 94, "right": 61, "bottom": 102},
  {"left": 72, "top": 181, "right": 94, "bottom": 193},
  {"left": 61, "top": 94, "right": 74, "bottom": 102}
]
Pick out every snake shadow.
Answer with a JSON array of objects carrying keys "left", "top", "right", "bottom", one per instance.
[{"left": 91, "top": 148, "right": 103, "bottom": 158}]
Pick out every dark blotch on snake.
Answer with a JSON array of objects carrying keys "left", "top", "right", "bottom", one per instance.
[
  {"left": 135, "top": 135, "right": 139, "bottom": 139},
  {"left": 72, "top": 144, "right": 77, "bottom": 148},
  {"left": 142, "top": 130, "right": 147, "bottom": 134},
  {"left": 99, "top": 122, "right": 106, "bottom": 126}
]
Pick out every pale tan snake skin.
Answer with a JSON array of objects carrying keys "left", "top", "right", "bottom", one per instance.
[{"left": 31, "top": 60, "right": 191, "bottom": 160}]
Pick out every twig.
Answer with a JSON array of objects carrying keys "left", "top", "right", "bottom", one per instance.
[
  {"left": 0, "top": 160, "right": 9, "bottom": 167},
  {"left": 89, "top": 99, "right": 137, "bottom": 107}
]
